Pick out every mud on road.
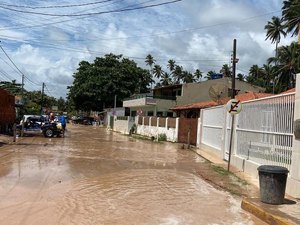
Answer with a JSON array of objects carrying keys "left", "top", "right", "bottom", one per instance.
[{"left": 0, "top": 125, "right": 264, "bottom": 225}]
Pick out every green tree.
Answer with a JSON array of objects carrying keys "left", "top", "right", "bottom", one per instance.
[
  {"left": 205, "top": 71, "right": 216, "bottom": 80},
  {"left": 167, "top": 59, "right": 176, "bottom": 73},
  {"left": 145, "top": 54, "right": 155, "bottom": 87},
  {"left": 153, "top": 64, "right": 163, "bottom": 79},
  {"left": 68, "top": 54, "right": 151, "bottom": 111},
  {"left": 261, "top": 64, "right": 276, "bottom": 93},
  {"left": 194, "top": 69, "right": 203, "bottom": 81},
  {"left": 265, "top": 16, "right": 287, "bottom": 60},
  {"left": 282, "top": 0, "right": 300, "bottom": 39},
  {"left": 160, "top": 72, "right": 172, "bottom": 86},
  {"left": 237, "top": 73, "right": 245, "bottom": 81},
  {"left": 182, "top": 71, "right": 195, "bottom": 83},
  {"left": 220, "top": 64, "right": 232, "bottom": 77},
  {"left": 173, "top": 65, "right": 183, "bottom": 84},
  {"left": 0, "top": 80, "right": 22, "bottom": 95},
  {"left": 268, "top": 42, "right": 300, "bottom": 91}
]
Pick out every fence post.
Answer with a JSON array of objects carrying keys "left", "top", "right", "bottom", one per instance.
[
  {"left": 289, "top": 73, "right": 300, "bottom": 198},
  {"left": 175, "top": 118, "right": 179, "bottom": 142},
  {"left": 196, "top": 117, "right": 201, "bottom": 147}
]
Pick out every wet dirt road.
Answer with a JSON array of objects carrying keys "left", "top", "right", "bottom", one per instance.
[{"left": 0, "top": 125, "right": 265, "bottom": 225}]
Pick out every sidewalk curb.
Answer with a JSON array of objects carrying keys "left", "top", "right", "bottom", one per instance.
[{"left": 241, "top": 198, "right": 296, "bottom": 225}]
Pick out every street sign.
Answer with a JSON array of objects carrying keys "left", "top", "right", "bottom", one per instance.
[{"left": 226, "top": 99, "right": 242, "bottom": 114}]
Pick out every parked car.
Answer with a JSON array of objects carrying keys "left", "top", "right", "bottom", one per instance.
[
  {"left": 72, "top": 116, "right": 95, "bottom": 125},
  {"left": 16, "top": 115, "right": 63, "bottom": 137}
]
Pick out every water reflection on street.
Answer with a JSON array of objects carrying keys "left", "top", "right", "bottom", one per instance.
[{"left": 0, "top": 125, "right": 264, "bottom": 225}]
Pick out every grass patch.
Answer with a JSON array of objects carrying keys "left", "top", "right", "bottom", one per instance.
[{"left": 211, "top": 165, "right": 230, "bottom": 176}]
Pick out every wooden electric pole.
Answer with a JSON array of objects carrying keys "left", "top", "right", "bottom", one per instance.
[{"left": 228, "top": 39, "right": 237, "bottom": 171}]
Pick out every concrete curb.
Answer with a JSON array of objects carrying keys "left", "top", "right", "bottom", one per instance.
[{"left": 241, "top": 198, "right": 297, "bottom": 225}]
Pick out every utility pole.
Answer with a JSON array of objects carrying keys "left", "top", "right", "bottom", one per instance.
[
  {"left": 231, "top": 39, "right": 237, "bottom": 99},
  {"left": 21, "top": 74, "right": 24, "bottom": 102},
  {"left": 228, "top": 39, "right": 237, "bottom": 171},
  {"left": 40, "top": 82, "right": 45, "bottom": 115},
  {"left": 114, "top": 95, "right": 117, "bottom": 115}
]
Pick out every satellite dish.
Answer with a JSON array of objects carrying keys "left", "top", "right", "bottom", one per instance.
[{"left": 208, "top": 83, "right": 228, "bottom": 103}]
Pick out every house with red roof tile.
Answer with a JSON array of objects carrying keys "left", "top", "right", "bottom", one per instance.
[
  {"left": 123, "top": 77, "right": 265, "bottom": 118},
  {"left": 171, "top": 91, "right": 273, "bottom": 118}
]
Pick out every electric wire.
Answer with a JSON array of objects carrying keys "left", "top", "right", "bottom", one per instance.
[
  {"left": 0, "top": 0, "right": 182, "bottom": 17},
  {"left": 0, "top": 0, "right": 116, "bottom": 9},
  {"left": 0, "top": 44, "right": 41, "bottom": 86}
]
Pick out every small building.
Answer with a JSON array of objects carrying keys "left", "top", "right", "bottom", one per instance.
[{"left": 122, "top": 78, "right": 265, "bottom": 118}]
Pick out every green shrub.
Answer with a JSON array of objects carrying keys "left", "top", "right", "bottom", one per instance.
[{"left": 158, "top": 133, "right": 167, "bottom": 142}]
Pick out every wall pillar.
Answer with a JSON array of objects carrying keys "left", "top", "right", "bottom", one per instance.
[
  {"left": 175, "top": 118, "right": 179, "bottom": 142},
  {"left": 197, "top": 117, "right": 202, "bottom": 147},
  {"left": 288, "top": 73, "right": 300, "bottom": 198}
]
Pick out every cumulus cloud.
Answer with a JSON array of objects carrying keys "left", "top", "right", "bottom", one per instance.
[{"left": 0, "top": 0, "right": 293, "bottom": 98}]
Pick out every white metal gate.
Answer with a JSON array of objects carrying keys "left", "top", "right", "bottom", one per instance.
[
  {"left": 201, "top": 105, "right": 227, "bottom": 153},
  {"left": 235, "top": 93, "right": 295, "bottom": 170}
]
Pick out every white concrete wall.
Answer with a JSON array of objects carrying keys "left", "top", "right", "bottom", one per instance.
[
  {"left": 287, "top": 73, "right": 300, "bottom": 198},
  {"left": 113, "top": 117, "right": 129, "bottom": 134},
  {"left": 136, "top": 117, "right": 179, "bottom": 142}
]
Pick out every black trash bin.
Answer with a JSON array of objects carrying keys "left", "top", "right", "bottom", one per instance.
[{"left": 257, "top": 165, "right": 289, "bottom": 205}]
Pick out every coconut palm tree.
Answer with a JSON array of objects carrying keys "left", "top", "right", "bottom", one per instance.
[
  {"left": 265, "top": 16, "right": 287, "bottom": 60},
  {"left": 153, "top": 64, "right": 163, "bottom": 79},
  {"left": 282, "top": 0, "right": 300, "bottom": 41},
  {"left": 160, "top": 72, "right": 172, "bottom": 86},
  {"left": 220, "top": 64, "right": 232, "bottom": 77},
  {"left": 249, "top": 64, "right": 264, "bottom": 79},
  {"left": 194, "top": 69, "right": 203, "bottom": 81},
  {"left": 173, "top": 65, "right": 183, "bottom": 84},
  {"left": 269, "top": 42, "right": 300, "bottom": 90},
  {"left": 237, "top": 73, "right": 245, "bottom": 81},
  {"left": 167, "top": 59, "right": 176, "bottom": 73},
  {"left": 182, "top": 71, "right": 195, "bottom": 83},
  {"left": 262, "top": 64, "right": 276, "bottom": 93},
  {"left": 205, "top": 71, "right": 216, "bottom": 80},
  {"left": 145, "top": 54, "right": 155, "bottom": 88}
]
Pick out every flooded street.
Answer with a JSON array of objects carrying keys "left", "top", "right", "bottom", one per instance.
[{"left": 0, "top": 125, "right": 264, "bottom": 225}]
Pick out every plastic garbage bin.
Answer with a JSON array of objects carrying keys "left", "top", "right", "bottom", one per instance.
[{"left": 257, "top": 165, "right": 289, "bottom": 205}]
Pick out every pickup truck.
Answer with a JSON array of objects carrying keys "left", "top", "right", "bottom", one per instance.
[{"left": 16, "top": 115, "right": 63, "bottom": 138}]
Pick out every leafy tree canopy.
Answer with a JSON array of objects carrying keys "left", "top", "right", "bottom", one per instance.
[{"left": 68, "top": 53, "right": 151, "bottom": 111}]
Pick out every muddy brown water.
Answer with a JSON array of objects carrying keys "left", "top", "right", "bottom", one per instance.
[{"left": 0, "top": 125, "right": 265, "bottom": 225}]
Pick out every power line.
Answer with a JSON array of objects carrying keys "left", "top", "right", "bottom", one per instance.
[
  {"left": 0, "top": 0, "right": 182, "bottom": 17},
  {"left": 0, "top": 0, "right": 115, "bottom": 9},
  {"left": 0, "top": 44, "right": 41, "bottom": 86},
  {"left": 0, "top": 0, "right": 126, "bottom": 31}
]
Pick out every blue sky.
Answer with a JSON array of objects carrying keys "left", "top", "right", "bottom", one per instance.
[{"left": 0, "top": 0, "right": 296, "bottom": 99}]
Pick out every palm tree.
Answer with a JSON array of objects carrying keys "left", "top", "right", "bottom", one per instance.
[
  {"left": 265, "top": 16, "right": 286, "bottom": 60},
  {"left": 153, "top": 64, "right": 163, "bottom": 79},
  {"left": 247, "top": 65, "right": 264, "bottom": 86},
  {"left": 237, "top": 73, "right": 245, "bottom": 81},
  {"left": 182, "top": 71, "right": 195, "bottom": 83},
  {"left": 220, "top": 64, "right": 232, "bottom": 77},
  {"left": 160, "top": 72, "right": 172, "bottom": 86},
  {"left": 167, "top": 59, "right": 176, "bottom": 73},
  {"left": 269, "top": 42, "right": 300, "bottom": 90},
  {"left": 205, "top": 71, "right": 216, "bottom": 80},
  {"left": 145, "top": 54, "right": 155, "bottom": 88},
  {"left": 262, "top": 64, "right": 276, "bottom": 93},
  {"left": 173, "top": 65, "right": 183, "bottom": 84},
  {"left": 194, "top": 69, "right": 203, "bottom": 81},
  {"left": 249, "top": 65, "right": 264, "bottom": 79},
  {"left": 282, "top": 0, "right": 300, "bottom": 41}
]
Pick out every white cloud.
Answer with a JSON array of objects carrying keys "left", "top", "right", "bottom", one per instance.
[{"left": 0, "top": 0, "right": 294, "bottom": 98}]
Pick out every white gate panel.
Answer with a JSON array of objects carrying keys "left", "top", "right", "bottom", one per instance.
[
  {"left": 235, "top": 93, "right": 295, "bottom": 170},
  {"left": 201, "top": 106, "right": 226, "bottom": 151}
]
